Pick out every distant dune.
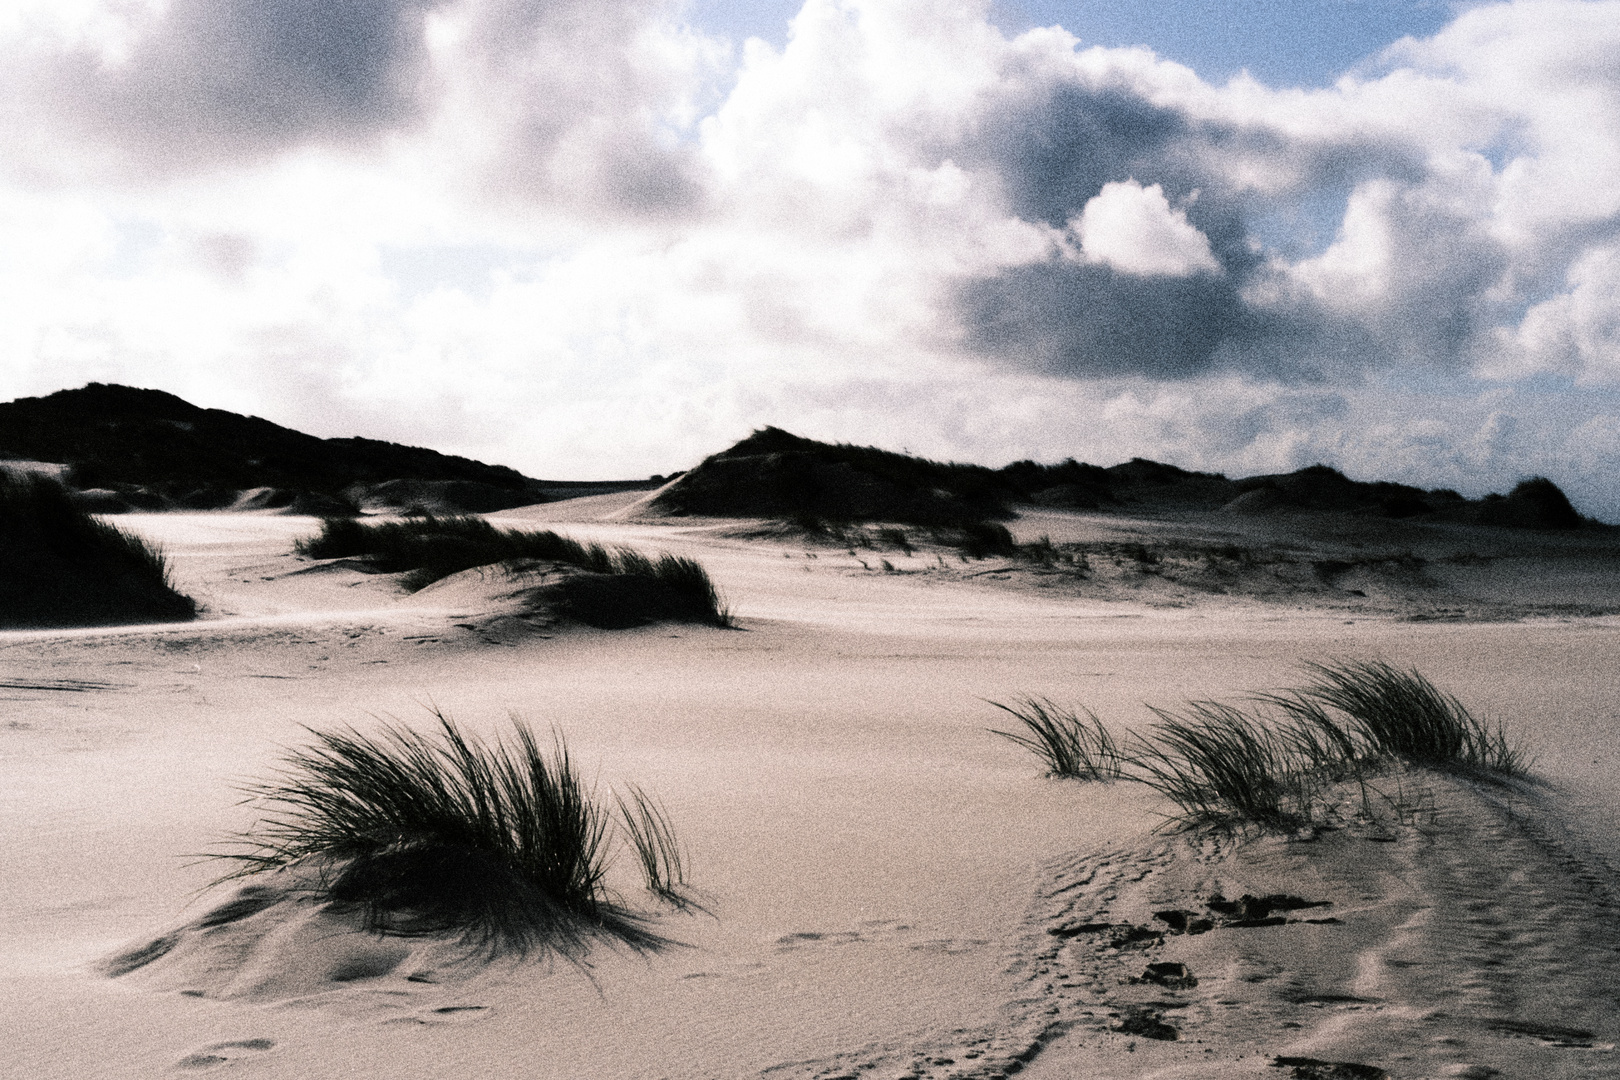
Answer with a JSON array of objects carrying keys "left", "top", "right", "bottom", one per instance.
[
  {"left": 1, "top": 390, "right": 1589, "bottom": 530},
  {"left": 648, "top": 426, "right": 1592, "bottom": 530},
  {"left": 0, "top": 383, "right": 660, "bottom": 515}
]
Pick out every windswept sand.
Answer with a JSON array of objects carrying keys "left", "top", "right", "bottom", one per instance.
[{"left": 2, "top": 500, "right": 1619, "bottom": 1078}]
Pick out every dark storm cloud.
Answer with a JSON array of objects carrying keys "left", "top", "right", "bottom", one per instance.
[
  {"left": 954, "top": 258, "right": 1349, "bottom": 382},
  {"left": 31, "top": 0, "right": 441, "bottom": 168},
  {"left": 979, "top": 84, "right": 1191, "bottom": 229},
  {"left": 949, "top": 82, "right": 1265, "bottom": 380},
  {"left": 1, "top": 0, "right": 711, "bottom": 215},
  {"left": 971, "top": 79, "right": 1281, "bottom": 266},
  {"left": 958, "top": 261, "right": 1238, "bottom": 379},
  {"left": 945, "top": 69, "right": 1502, "bottom": 384}
]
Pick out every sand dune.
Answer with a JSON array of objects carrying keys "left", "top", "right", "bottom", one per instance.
[{"left": 2, "top": 499, "right": 1619, "bottom": 1078}]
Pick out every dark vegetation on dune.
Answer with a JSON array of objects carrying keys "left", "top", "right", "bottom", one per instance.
[
  {"left": 297, "top": 515, "right": 731, "bottom": 628},
  {"left": 993, "top": 660, "right": 1526, "bottom": 833},
  {"left": 989, "top": 697, "right": 1122, "bottom": 781},
  {"left": 0, "top": 383, "right": 540, "bottom": 511},
  {"left": 208, "top": 713, "right": 696, "bottom": 958},
  {"left": 0, "top": 384, "right": 662, "bottom": 516},
  {"left": 652, "top": 427, "right": 1593, "bottom": 531},
  {"left": 650, "top": 426, "right": 1019, "bottom": 526},
  {"left": 3, "top": 390, "right": 1590, "bottom": 527},
  {"left": 0, "top": 473, "right": 195, "bottom": 628}
]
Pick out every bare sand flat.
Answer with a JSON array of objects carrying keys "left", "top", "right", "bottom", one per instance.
[{"left": 3, "top": 502, "right": 1619, "bottom": 1078}]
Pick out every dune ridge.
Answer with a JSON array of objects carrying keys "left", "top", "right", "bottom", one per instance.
[{"left": 644, "top": 427, "right": 1594, "bottom": 532}]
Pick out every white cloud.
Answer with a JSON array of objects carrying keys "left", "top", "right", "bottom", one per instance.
[
  {"left": 1490, "top": 244, "right": 1620, "bottom": 380},
  {"left": 1070, "top": 180, "right": 1220, "bottom": 277}
]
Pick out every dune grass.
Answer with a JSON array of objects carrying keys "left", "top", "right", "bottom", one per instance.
[
  {"left": 1129, "top": 702, "right": 1326, "bottom": 832},
  {"left": 994, "top": 659, "right": 1526, "bottom": 833},
  {"left": 0, "top": 473, "right": 195, "bottom": 627},
  {"left": 296, "top": 515, "right": 731, "bottom": 627},
  {"left": 1284, "top": 659, "right": 1526, "bottom": 775},
  {"left": 545, "top": 551, "right": 731, "bottom": 629},
  {"left": 296, "top": 514, "right": 613, "bottom": 588},
  {"left": 217, "top": 712, "right": 684, "bottom": 957},
  {"left": 615, "top": 784, "right": 704, "bottom": 912},
  {"left": 988, "top": 696, "right": 1122, "bottom": 780}
]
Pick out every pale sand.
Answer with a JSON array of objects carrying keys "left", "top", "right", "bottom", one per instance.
[{"left": 1, "top": 501, "right": 1618, "bottom": 1078}]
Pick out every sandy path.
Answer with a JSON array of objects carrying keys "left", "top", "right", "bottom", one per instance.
[
  {"left": 2, "top": 508, "right": 1618, "bottom": 1077},
  {"left": 1016, "top": 773, "right": 1620, "bottom": 1079}
]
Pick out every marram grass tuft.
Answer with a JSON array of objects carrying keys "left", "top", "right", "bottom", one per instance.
[
  {"left": 296, "top": 515, "right": 731, "bottom": 627},
  {"left": 994, "top": 659, "right": 1527, "bottom": 833},
  {"left": 217, "top": 711, "right": 686, "bottom": 957},
  {"left": 987, "top": 696, "right": 1122, "bottom": 780}
]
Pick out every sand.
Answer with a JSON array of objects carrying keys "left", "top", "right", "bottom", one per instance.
[{"left": 2, "top": 500, "right": 1619, "bottom": 1078}]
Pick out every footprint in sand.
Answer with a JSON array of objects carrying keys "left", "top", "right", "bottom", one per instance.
[
  {"left": 175, "top": 1038, "right": 276, "bottom": 1069},
  {"left": 773, "top": 920, "right": 919, "bottom": 952},
  {"left": 907, "top": 937, "right": 989, "bottom": 955},
  {"left": 383, "top": 1004, "right": 492, "bottom": 1026}
]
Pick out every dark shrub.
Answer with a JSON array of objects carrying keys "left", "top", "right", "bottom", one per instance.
[
  {"left": 997, "top": 660, "right": 1525, "bottom": 833},
  {"left": 944, "top": 521, "right": 1015, "bottom": 559},
  {"left": 1288, "top": 660, "right": 1524, "bottom": 775},
  {"left": 989, "top": 697, "right": 1122, "bottom": 779},
  {"left": 0, "top": 474, "right": 195, "bottom": 627},
  {"left": 549, "top": 556, "right": 728, "bottom": 629},
  {"left": 296, "top": 515, "right": 731, "bottom": 627},
  {"left": 1482, "top": 477, "right": 1582, "bottom": 529},
  {"left": 1130, "top": 702, "right": 1320, "bottom": 833}
]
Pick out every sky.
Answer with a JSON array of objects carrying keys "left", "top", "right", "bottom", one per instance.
[{"left": 2, "top": 1, "right": 1620, "bottom": 518}]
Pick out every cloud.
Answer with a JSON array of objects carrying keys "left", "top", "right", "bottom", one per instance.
[
  {"left": 955, "top": 260, "right": 1256, "bottom": 379},
  {"left": 422, "top": 0, "right": 727, "bottom": 217},
  {"left": 1071, "top": 180, "right": 1221, "bottom": 277},
  {"left": 1489, "top": 244, "right": 1620, "bottom": 380},
  {"left": 1, "top": 0, "right": 441, "bottom": 172},
  {"left": 0, "top": 0, "right": 723, "bottom": 209},
  {"left": 2, "top": 0, "right": 1620, "bottom": 518}
]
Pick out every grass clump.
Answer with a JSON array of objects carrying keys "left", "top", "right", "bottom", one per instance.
[
  {"left": 988, "top": 697, "right": 1122, "bottom": 779},
  {"left": 0, "top": 473, "right": 195, "bottom": 628},
  {"left": 948, "top": 521, "right": 1016, "bottom": 559},
  {"left": 546, "top": 551, "right": 731, "bottom": 630},
  {"left": 218, "top": 712, "right": 686, "bottom": 957},
  {"left": 1129, "top": 702, "right": 1324, "bottom": 833},
  {"left": 295, "top": 515, "right": 731, "bottom": 628},
  {"left": 296, "top": 514, "right": 613, "bottom": 588},
  {"left": 1285, "top": 659, "right": 1526, "bottom": 775},
  {"left": 615, "top": 785, "right": 704, "bottom": 912},
  {"left": 994, "top": 659, "right": 1526, "bottom": 833}
]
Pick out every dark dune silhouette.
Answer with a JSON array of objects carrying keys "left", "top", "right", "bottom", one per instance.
[
  {"left": 0, "top": 383, "right": 532, "bottom": 501},
  {"left": 1476, "top": 477, "right": 1583, "bottom": 530},
  {"left": 0, "top": 384, "right": 658, "bottom": 514},
  {"left": 648, "top": 426, "right": 1016, "bottom": 526},
  {"left": 651, "top": 428, "right": 1591, "bottom": 530},
  {"left": 1, "top": 391, "right": 1590, "bottom": 529},
  {"left": 0, "top": 474, "right": 196, "bottom": 628}
]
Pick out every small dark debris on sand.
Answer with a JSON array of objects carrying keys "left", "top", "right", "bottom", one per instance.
[
  {"left": 1112, "top": 1006, "right": 1180, "bottom": 1040},
  {"left": 1271, "top": 1056, "right": 1388, "bottom": 1079},
  {"left": 1206, "top": 893, "right": 1332, "bottom": 920},
  {"left": 1139, "top": 961, "right": 1198, "bottom": 989},
  {"left": 1152, "top": 909, "right": 1215, "bottom": 934}
]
